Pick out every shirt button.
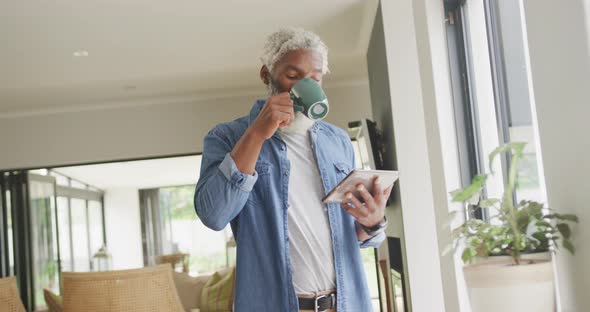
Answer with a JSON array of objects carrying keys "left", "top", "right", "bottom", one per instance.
[
  {"left": 280, "top": 145, "right": 286, "bottom": 151},
  {"left": 284, "top": 171, "right": 289, "bottom": 176}
]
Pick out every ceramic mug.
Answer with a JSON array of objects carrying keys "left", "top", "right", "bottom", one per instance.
[{"left": 289, "top": 77, "right": 329, "bottom": 120}]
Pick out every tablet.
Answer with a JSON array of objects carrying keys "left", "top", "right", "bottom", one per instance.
[{"left": 322, "top": 169, "right": 399, "bottom": 204}]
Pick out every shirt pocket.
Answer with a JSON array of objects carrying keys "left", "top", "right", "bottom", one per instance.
[
  {"left": 255, "top": 160, "right": 272, "bottom": 176},
  {"left": 249, "top": 160, "right": 273, "bottom": 204},
  {"left": 333, "top": 161, "right": 353, "bottom": 183}
]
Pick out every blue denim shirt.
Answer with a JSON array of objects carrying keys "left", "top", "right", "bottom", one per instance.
[{"left": 194, "top": 100, "right": 385, "bottom": 311}]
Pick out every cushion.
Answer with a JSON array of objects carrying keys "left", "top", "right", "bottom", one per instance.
[
  {"left": 43, "top": 288, "right": 63, "bottom": 312},
  {"left": 200, "top": 267, "right": 235, "bottom": 312},
  {"left": 173, "top": 272, "right": 211, "bottom": 311}
]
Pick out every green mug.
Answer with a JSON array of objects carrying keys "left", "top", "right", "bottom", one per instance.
[{"left": 289, "top": 78, "right": 330, "bottom": 120}]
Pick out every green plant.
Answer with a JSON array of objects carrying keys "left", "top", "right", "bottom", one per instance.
[{"left": 449, "top": 142, "right": 578, "bottom": 265}]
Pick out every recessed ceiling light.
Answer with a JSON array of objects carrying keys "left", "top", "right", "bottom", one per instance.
[{"left": 73, "top": 51, "right": 89, "bottom": 57}]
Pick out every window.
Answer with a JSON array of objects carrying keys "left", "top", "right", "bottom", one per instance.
[
  {"left": 71, "top": 198, "right": 91, "bottom": 272},
  {"left": 56, "top": 196, "right": 72, "bottom": 271},
  {"left": 88, "top": 200, "right": 105, "bottom": 260},
  {"left": 51, "top": 170, "right": 106, "bottom": 273},
  {"left": 140, "top": 185, "right": 233, "bottom": 276},
  {"left": 161, "top": 185, "right": 233, "bottom": 273},
  {"left": 28, "top": 174, "right": 60, "bottom": 310},
  {"left": 0, "top": 170, "right": 105, "bottom": 310},
  {"left": 484, "top": 0, "right": 542, "bottom": 203},
  {"left": 361, "top": 248, "right": 381, "bottom": 311},
  {"left": 1, "top": 174, "right": 15, "bottom": 277},
  {"left": 447, "top": 0, "right": 543, "bottom": 217}
]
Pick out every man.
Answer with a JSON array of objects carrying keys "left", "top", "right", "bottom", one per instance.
[{"left": 194, "top": 28, "right": 392, "bottom": 312}]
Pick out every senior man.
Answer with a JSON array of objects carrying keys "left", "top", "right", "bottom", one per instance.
[{"left": 194, "top": 28, "right": 392, "bottom": 312}]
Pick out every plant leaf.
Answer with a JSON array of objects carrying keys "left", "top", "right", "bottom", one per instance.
[
  {"left": 451, "top": 175, "right": 488, "bottom": 202},
  {"left": 461, "top": 248, "right": 477, "bottom": 264},
  {"left": 449, "top": 189, "right": 462, "bottom": 199},
  {"left": 547, "top": 213, "right": 579, "bottom": 223},
  {"left": 556, "top": 214, "right": 578, "bottom": 223},
  {"left": 442, "top": 210, "right": 462, "bottom": 230},
  {"left": 515, "top": 212, "right": 531, "bottom": 232},
  {"left": 488, "top": 142, "right": 526, "bottom": 174},
  {"left": 523, "top": 201, "right": 544, "bottom": 217},
  {"left": 441, "top": 244, "right": 453, "bottom": 256},
  {"left": 562, "top": 239, "right": 575, "bottom": 254},
  {"left": 556, "top": 223, "right": 572, "bottom": 239},
  {"left": 461, "top": 249, "right": 471, "bottom": 264},
  {"left": 480, "top": 198, "right": 499, "bottom": 208},
  {"left": 560, "top": 214, "right": 579, "bottom": 222},
  {"left": 535, "top": 220, "right": 551, "bottom": 227}
]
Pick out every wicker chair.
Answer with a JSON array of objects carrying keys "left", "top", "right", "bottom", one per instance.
[
  {"left": 62, "top": 264, "right": 184, "bottom": 312},
  {"left": 0, "top": 276, "right": 26, "bottom": 312}
]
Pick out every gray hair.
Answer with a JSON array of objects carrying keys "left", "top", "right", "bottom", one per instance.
[{"left": 260, "top": 27, "right": 329, "bottom": 75}]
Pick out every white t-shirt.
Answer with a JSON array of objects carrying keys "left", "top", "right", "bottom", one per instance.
[{"left": 279, "top": 113, "right": 336, "bottom": 295}]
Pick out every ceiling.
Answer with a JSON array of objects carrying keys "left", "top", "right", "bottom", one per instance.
[
  {"left": 53, "top": 155, "right": 202, "bottom": 189},
  {"left": 0, "top": 0, "right": 378, "bottom": 116}
]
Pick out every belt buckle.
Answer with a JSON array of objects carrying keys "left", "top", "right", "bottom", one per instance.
[{"left": 314, "top": 293, "right": 333, "bottom": 312}]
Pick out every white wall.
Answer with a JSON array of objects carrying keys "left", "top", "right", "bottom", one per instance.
[
  {"left": 0, "top": 81, "right": 372, "bottom": 170},
  {"left": 587, "top": 0, "right": 590, "bottom": 52},
  {"left": 103, "top": 188, "right": 144, "bottom": 270},
  {"left": 522, "top": 0, "right": 590, "bottom": 311}
]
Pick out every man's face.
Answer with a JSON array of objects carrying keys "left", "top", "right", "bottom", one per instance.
[{"left": 262, "top": 48, "right": 324, "bottom": 95}]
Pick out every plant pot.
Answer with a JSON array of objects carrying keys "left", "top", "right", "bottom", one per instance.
[
  {"left": 463, "top": 258, "right": 554, "bottom": 312},
  {"left": 475, "top": 251, "right": 552, "bottom": 264}
]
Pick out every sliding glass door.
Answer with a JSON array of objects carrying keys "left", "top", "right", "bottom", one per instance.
[
  {"left": 0, "top": 171, "right": 62, "bottom": 311},
  {"left": 0, "top": 172, "right": 14, "bottom": 278},
  {"left": 55, "top": 197, "right": 105, "bottom": 272},
  {"left": 1, "top": 169, "right": 105, "bottom": 311},
  {"left": 27, "top": 173, "right": 61, "bottom": 309}
]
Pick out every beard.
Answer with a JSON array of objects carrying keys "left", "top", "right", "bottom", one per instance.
[{"left": 267, "top": 78, "right": 282, "bottom": 96}]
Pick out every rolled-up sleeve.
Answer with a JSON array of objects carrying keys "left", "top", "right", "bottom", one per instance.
[
  {"left": 359, "top": 231, "right": 386, "bottom": 248},
  {"left": 194, "top": 128, "right": 257, "bottom": 231},
  {"left": 218, "top": 153, "right": 258, "bottom": 192}
]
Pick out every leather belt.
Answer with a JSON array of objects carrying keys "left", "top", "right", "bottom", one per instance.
[{"left": 297, "top": 293, "right": 336, "bottom": 312}]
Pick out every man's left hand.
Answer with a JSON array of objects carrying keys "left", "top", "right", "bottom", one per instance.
[{"left": 340, "top": 176, "right": 393, "bottom": 228}]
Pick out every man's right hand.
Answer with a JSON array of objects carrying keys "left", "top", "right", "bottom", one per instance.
[
  {"left": 230, "top": 93, "right": 294, "bottom": 175},
  {"left": 249, "top": 93, "right": 295, "bottom": 141}
]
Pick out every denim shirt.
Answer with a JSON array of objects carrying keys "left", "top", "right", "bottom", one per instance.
[{"left": 194, "top": 100, "right": 385, "bottom": 312}]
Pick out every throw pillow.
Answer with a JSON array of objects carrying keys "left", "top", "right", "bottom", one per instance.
[
  {"left": 173, "top": 272, "right": 211, "bottom": 312},
  {"left": 43, "top": 288, "right": 63, "bottom": 312},
  {"left": 200, "top": 267, "right": 236, "bottom": 312}
]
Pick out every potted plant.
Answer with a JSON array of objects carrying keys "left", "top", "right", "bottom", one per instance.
[{"left": 448, "top": 142, "right": 578, "bottom": 312}]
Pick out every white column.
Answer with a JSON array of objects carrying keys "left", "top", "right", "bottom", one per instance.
[{"left": 377, "top": 0, "right": 464, "bottom": 310}]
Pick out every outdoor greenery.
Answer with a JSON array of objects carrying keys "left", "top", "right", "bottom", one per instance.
[
  {"left": 449, "top": 142, "right": 578, "bottom": 265},
  {"left": 360, "top": 248, "right": 379, "bottom": 301},
  {"left": 159, "top": 185, "right": 199, "bottom": 220},
  {"left": 157, "top": 184, "right": 231, "bottom": 275},
  {"left": 190, "top": 253, "right": 227, "bottom": 275}
]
